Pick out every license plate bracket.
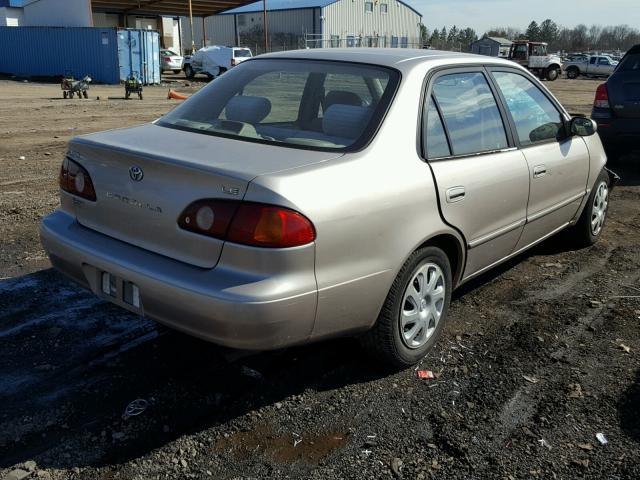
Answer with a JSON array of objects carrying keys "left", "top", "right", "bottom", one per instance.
[{"left": 100, "top": 271, "right": 141, "bottom": 310}]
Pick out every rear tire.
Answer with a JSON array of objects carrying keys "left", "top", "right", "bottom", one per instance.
[
  {"left": 567, "top": 67, "right": 580, "bottom": 79},
  {"left": 83, "top": 90, "right": 88, "bottom": 99},
  {"left": 172, "top": 69, "right": 181, "bottom": 74},
  {"left": 361, "top": 246, "right": 452, "bottom": 368},
  {"left": 63, "top": 91, "right": 68, "bottom": 99},
  {"left": 572, "top": 169, "right": 610, "bottom": 247}
]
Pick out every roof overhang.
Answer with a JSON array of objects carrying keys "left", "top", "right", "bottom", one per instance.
[{"left": 90, "top": 0, "right": 257, "bottom": 17}]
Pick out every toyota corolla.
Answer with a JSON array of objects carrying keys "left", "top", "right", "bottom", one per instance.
[{"left": 40, "top": 49, "right": 614, "bottom": 367}]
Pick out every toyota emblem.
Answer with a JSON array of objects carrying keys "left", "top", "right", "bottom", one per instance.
[{"left": 129, "top": 166, "right": 144, "bottom": 182}]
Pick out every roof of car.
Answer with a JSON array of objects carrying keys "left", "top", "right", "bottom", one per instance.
[{"left": 259, "top": 48, "right": 515, "bottom": 69}]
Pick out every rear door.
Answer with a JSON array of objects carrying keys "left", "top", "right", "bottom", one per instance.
[
  {"left": 423, "top": 68, "right": 530, "bottom": 278},
  {"left": 608, "top": 49, "right": 640, "bottom": 119},
  {"left": 489, "top": 68, "right": 589, "bottom": 250}
]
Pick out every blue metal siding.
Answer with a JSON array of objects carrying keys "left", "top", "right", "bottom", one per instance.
[
  {"left": 0, "top": 27, "right": 161, "bottom": 84},
  {"left": 0, "top": 27, "right": 120, "bottom": 83}
]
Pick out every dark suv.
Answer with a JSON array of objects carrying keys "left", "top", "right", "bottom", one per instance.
[{"left": 591, "top": 45, "right": 640, "bottom": 160}]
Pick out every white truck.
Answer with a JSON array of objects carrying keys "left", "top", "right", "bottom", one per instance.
[
  {"left": 508, "top": 40, "right": 563, "bottom": 81},
  {"left": 563, "top": 55, "right": 619, "bottom": 79},
  {"left": 183, "top": 46, "right": 253, "bottom": 79}
]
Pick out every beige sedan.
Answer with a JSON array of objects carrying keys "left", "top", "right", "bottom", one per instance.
[{"left": 40, "top": 49, "right": 615, "bottom": 368}]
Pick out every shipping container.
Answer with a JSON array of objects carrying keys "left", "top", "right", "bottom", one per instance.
[
  {"left": 0, "top": 26, "right": 161, "bottom": 84},
  {"left": 117, "top": 29, "right": 161, "bottom": 84}
]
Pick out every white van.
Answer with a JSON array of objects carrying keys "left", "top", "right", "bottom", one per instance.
[{"left": 183, "top": 46, "right": 253, "bottom": 79}]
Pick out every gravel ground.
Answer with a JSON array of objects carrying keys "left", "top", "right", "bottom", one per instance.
[{"left": 0, "top": 76, "right": 639, "bottom": 480}]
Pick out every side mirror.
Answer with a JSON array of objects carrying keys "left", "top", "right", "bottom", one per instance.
[{"left": 569, "top": 116, "right": 598, "bottom": 137}]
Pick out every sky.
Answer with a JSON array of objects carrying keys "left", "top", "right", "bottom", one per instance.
[{"left": 404, "top": 0, "right": 640, "bottom": 34}]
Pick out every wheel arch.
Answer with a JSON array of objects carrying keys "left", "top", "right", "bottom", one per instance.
[{"left": 414, "top": 232, "right": 466, "bottom": 289}]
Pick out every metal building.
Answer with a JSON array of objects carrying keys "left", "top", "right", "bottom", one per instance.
[
  {"left": 183, "top": 0, "right": 423, "bottom": 53},
  {"left": 470, "top": 36, "right": 513, "bottom": 58}
]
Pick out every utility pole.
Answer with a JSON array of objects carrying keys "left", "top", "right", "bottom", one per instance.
[
  {"left": 263, "top": 0, "right": 269, "bottom": 53},
  {"left": 188, "top": 0, "right": 195, "bottom": 54}
]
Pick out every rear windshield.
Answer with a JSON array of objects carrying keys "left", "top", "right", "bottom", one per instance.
[
  {"left": 158, "top": 59, "right": 399, "bottom": 151},
  {"left": 234, "top": 49, "right": 252, "bottom": 58},
  {"left": 619, "top": 53, "right": 640, "bottom": 72}
]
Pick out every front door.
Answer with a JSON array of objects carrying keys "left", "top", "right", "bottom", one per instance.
[
  {"left": 423, "top": 69, "right": 530, "bottom": 278},
  {"left": 489, "top": 69, "right": 590, "bottom": 249}
]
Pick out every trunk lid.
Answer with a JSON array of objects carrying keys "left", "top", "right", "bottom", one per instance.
[
  {"left": 69, "top": 123, "right": 342, "bottom": 268},
  {"left": 608, "top": 53, "right": 640, "bottom": 119}
]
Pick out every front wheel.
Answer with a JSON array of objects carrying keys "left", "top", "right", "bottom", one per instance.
[
  {"left": 184, "top": 65, "right": 195, "bottom": 79},
  {"left": 361, "top": 247, "right": 452, "bottom": 368},
  {"left": 546, "top": 67, "right": 560, "bottom": 81},
  {"left": 572, "top": 170, "right": 610, "bottom": 247}
]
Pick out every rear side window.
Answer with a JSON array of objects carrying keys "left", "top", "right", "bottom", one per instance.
[
  {"left": 423, "top": 96, "right": 450, "bottom": 158},
  {"left": 431, "top": 72, "right": 508, "bottom": 156},
  {"left": 492, "top": 71, "right": 564, "bottom": 146},
  {"left": 234, "top": 49, "right": 251, "bottom": 58},
  {"left": 620, "top": 53, "right": 640, "bottom": 72}
]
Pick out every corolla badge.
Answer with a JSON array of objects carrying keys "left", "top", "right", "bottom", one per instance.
[{"left": 129, "top": 166, "right": 144, "bottom": 182}]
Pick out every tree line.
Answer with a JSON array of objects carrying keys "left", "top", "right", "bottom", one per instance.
[
  {"left": 420, "top": 20, "right": 639, "bottom": 53},
  {"left": 487, "top": 20, "right": 640, "bottom": 52},
  {"left": 420, "top": 25, "right": 478, "bottom": 51}
]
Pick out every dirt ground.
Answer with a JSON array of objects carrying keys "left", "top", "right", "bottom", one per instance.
[{"left": 0, "top": 76, "right": 639, "bottom": 480}]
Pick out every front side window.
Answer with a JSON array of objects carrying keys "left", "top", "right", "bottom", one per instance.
[
  {"left": 492, "top": 71, "right": 564, "bottom": 146},
  {"left": 590, "top": 57, "right": 597, "bottom": 64},
  {"left": 431, "top": 72, "right": 508, "bottom": 156},
  {"left": 158, "top": 59, "right": 399, "bottom": 151}
]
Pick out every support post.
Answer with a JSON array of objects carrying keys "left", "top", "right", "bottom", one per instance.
[{"left": 263, "top": 0, "right": 269, "bottom": 53}]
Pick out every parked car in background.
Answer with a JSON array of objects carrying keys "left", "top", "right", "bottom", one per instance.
[
  {"left": 564, "top": 55, "right": 619, "bottom": 79},
  {"left": 183, "top": 46, "right": 252, "bottom": 79},
  {"left": 592, "top": 44, "right": 640, "bottom": 160},
  {"left": 161, "top": 49, "right": 183, "bottom": 74},
  {"left": 40, "top": 49, "right": 613, "bottom": 368}
]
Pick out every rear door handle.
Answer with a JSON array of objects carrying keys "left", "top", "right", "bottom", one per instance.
[
  {"left": 533, "top": 165, "right": 547, "bottom": 178},
  {"left": 446, "top": 186, "right": 466, "bottom": 203}
]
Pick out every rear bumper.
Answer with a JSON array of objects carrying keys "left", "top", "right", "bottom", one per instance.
[
  {"left": 40, "top": 210, "right": 318, "bottom": 350},
  {"left": 592, "top": 110, "right": 640, "bottom": 150},
  {"left": 163, "top": 61, "right": 183, "bottom": 70}
]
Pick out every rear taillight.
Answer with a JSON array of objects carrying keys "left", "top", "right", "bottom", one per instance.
[
  {"left": 164, "top": 56, "right": 172, "bottom": 62},
  {"left": 178, "top": 200, "right": 316, "bottom": 248},
  {"left": 59, "top": 157, "right": 96, "bottom": 201},
  {"left": 594, "top": 84, "right": 610, "bottom": 109}
]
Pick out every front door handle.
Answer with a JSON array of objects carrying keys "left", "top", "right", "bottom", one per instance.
[
  {"left": 446, "top": 186, "right": 466, "bottom": 203},
  {"left": 533, "top": 165, "right": 547, "bottom": 178}
]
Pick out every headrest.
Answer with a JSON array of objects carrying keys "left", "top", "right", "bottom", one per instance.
[
  {"left": 324, "top": 90, "right": 362, "bottom": 109},
  {"left": 323, "top": 104, "right": 373, "bottom": 139},
  {"left": 225, "top": 95, "right": 271, "bottom": 124}
]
